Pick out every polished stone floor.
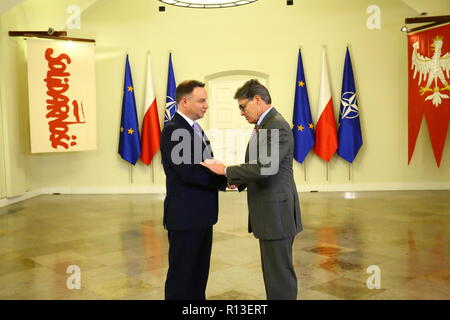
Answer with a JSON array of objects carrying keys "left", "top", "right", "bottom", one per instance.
[{"left": 0, "top": 191, "right": 449, "bottom": 300}]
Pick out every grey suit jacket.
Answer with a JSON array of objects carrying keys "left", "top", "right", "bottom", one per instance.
[{"left": 226, "top": 107, "right": 302, "bottom": 240}]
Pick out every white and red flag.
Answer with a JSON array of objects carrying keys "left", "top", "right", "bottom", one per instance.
[
  {"left": 140, "top": 54, "right": 161, "bottom": 165},
  {"left": 314, "top": 49, "right": 338, "bottom": 162},
  {"left": 408, "top": 24, "right": 450, "bottom": 167}
]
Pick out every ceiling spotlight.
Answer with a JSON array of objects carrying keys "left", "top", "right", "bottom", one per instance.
[{"left": 400, "top": 25, "right": 409, "bottom": 32}]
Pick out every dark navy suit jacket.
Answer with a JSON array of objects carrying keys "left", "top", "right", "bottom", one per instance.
[{"left": 160, "top": 112, "right": 227, "bottom": 230}]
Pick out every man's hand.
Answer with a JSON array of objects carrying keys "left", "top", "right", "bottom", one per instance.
[
  {"left": 200, "top": 161, "right": 226, "bottom": 175},
  {"left": 227, "top": 184, "right": 237, "bottom": 190},
  {"left": 202, "top": 158, "right": 223, "bottom": 165}
]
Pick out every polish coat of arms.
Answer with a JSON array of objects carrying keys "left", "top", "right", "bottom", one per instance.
[{"left": 411, "top": 35, "right": 450, "bottom": 106}]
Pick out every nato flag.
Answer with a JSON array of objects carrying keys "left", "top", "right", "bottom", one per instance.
[
  {"left": 337, "top": 48, "right": 363, "bottom": 163},
  {"left": 118, "top": 55, "right": 141, "bottom": 165},
  {"left": 292, "top": 49, "right": 315, "bottom": 163},
  {"left": 164, "top": 53, "right": 177, "bottom": 123}
]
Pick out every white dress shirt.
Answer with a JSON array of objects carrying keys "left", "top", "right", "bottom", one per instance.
[{"left": 177, "top": 110, "right": 195, "bottom": 127}]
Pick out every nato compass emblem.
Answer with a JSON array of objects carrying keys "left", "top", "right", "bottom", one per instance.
[
  {"left": 340, "top": 91, "right": 359, "bottom": 120},
  {"left": 165, "top": 96, "right": 177, "bottom": 122}
]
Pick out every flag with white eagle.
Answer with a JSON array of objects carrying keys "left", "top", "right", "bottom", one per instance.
[
  {"left": 411, "top": 34, "right": 450, "bottom": 106},
  {"left": 408, "top": 24, "right": 450, "bottom": 168}
]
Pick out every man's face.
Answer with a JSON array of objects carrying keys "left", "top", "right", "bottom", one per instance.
[
  {"left": 238, "top": 96, "right": 260, "bottom": 124},
  {"left": 184, "top": 87, "right": 209, "bottom": 120}
]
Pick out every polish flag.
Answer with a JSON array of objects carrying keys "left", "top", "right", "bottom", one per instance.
[
  {"left": 140, "top": 55, "right": 161, "bottom": 165},
  {"left": 314, "top": 49, "right": 338, "bottom": 162}
]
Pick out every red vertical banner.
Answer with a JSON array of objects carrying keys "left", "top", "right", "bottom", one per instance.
[{"left": 408, "top": 23, "right": 450, "bottom": 167}]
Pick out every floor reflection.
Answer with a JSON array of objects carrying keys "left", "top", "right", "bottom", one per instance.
[{"left": 0, "top": 191, "right": 448, "bottom": 299}]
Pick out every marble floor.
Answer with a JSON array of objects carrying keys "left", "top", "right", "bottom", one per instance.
[{"left": 0, "top": 190, "right": 449, "bottom": 300}]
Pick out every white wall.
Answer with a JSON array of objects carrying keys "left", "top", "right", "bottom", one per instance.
[{"left": 0, "top": 0, "right": 449, "bottom": 202}]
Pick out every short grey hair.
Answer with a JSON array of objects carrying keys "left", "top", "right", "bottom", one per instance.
[{"left": 234, "top": 79, "right": 271, "bottom": 104}]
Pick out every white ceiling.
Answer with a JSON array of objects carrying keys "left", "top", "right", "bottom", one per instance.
[
  {"left": 0, "top": 0, "right": 25, "bottom": 15},
  {"left": 401, "top": 0, "right": 450, "bottom": 16},
  {"left": 1, "top": 0, "right": 449, "bottom": 19}
]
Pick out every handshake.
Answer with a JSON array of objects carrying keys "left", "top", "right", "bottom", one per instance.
[{"left": 200, "top": 159, "right": 236, "bottom": 190}]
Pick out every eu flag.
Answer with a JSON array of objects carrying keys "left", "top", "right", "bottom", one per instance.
[
  {"left": 337, "top": 48, "right": 362, "bottom": 163},
  {"left": 292, "top": 49, "right": 315, "bottom": 163},
  {"left": 164, "top": 53, "right": 177, "bottom": 123},
  {"left": 119, "top": 55, "right": 141, "bottom": 165}
]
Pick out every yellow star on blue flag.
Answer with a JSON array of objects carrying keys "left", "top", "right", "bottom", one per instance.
[
  {"left": 118, "top": 55, "right": 141, "bottom": 165},
  {"left": 292, "top": 49, "right": 315, "bottom": 163}
]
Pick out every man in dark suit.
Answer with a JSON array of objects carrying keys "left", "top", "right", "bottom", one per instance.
[
  {"left": 160, "top": 80, "right": 228, "bottom": 300},
  {"left": 201, "top": 79, "right": 302, "bottom": 300}
]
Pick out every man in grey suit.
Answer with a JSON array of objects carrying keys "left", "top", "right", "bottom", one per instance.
[{"left": 201, "top": 79, "right": 302, "bottom": 300}]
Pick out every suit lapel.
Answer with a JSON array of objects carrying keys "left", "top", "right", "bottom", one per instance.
[
  {"left": 172, "top": 112, "right": 194, "bottom": 132},
  {"left": 258, "top": 107, "right": 277, "bottom": 129},
  {"left": 245, "top": 107, "right": 278, "bottom": 163}
]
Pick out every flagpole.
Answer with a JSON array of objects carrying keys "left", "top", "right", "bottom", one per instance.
[
  {"left": 152, "top": 159, "right": 155, "bottom": 184},
  {"left": 326, "top": 162, "right": 329, "bottom": 181},
  {"left": 129, "top": 164, "right": 133, "bottom": 184},
  {"left": 303, "top": 161, "right": 307, "bottom": 182},
  {"left": 348, "top": 163, "right": 351, "bottom": 181},
  {"left": 147, "top": 49, "right": 151, "bottom": 187}
]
